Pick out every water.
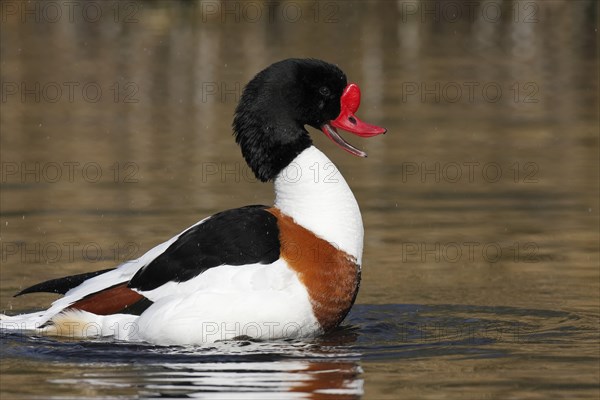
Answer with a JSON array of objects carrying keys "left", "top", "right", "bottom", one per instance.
[
  {"left": 3, "top": 303, "right": 596, "bottom": 399},
  {"left": 1, "top": 1, "right": 598, "bottom": 399}
]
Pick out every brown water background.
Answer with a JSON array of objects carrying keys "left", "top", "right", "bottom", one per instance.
[{"left": 1, "top": 1, "right": 598, "bottom": 399}]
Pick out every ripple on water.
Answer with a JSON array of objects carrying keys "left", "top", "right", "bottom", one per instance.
[{"left": 1, "top": 303, "right": 596, "bottom": 399}]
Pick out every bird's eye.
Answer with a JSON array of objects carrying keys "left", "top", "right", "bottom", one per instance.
[{"left": 319, "top": 86, "right": 331, "bottom": 96}]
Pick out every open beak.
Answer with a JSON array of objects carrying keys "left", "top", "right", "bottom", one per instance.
[{"left": 321, "top": 83, "right": 386, "bottom": 157}]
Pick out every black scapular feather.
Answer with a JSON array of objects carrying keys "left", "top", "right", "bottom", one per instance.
[{"left": 128, "top": 206, "right": 281, "bottom": 292}]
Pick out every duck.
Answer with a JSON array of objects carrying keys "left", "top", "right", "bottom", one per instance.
[{"left": 0, "top": 59, "right": 386, "bottom": 345}]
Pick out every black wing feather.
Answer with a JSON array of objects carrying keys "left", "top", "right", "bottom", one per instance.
[
  {"left": 14, "top": 268, "right": 116, "bottom": 297},
  {"left": 128, "top": 205, "right": 281, "bottom": 291}
]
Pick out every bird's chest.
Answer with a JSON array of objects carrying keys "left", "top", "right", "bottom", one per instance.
[{"left": 269, "top": 208, "right": 361, "bottom": 332}]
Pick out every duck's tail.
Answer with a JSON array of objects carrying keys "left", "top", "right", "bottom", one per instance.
[
  {"left": 1, "top": 309, "right": 140, "bottom": 340},
  {"left": 0, "top": 311, "right": 47, "bottom": 332}
]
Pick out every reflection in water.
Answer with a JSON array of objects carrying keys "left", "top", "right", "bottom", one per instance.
[
  {"left": 2, "top": 330, "right": 365, "bottom": 399},
  {"left": 138, "top": 361, "right": 362, "bottom": 399},
  {"left": 0, "top": 0, "right": 598, "bottom": 399},
  {"left": 49, "top": 361, "right": 363, "bottom": 399}
]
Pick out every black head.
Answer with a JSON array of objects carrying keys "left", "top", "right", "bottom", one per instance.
[
  {"left": 233, "top": 59, "right": 347, "bottom": 182},
  {"left": 233, "top": 58, "right": 386, "bottom": 182}
]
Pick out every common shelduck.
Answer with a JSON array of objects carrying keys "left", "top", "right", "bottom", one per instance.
[{"left": 1, "top": 59, "right": 386, "bottom": 345}]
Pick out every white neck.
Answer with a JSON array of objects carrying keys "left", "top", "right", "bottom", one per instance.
[{"left": 274, "top": 146, "right": 364, "bottom": 265}]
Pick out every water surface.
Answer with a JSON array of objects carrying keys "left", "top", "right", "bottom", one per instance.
[{"left": 1, "top": 1, "right": 598, "bottom": 399}]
